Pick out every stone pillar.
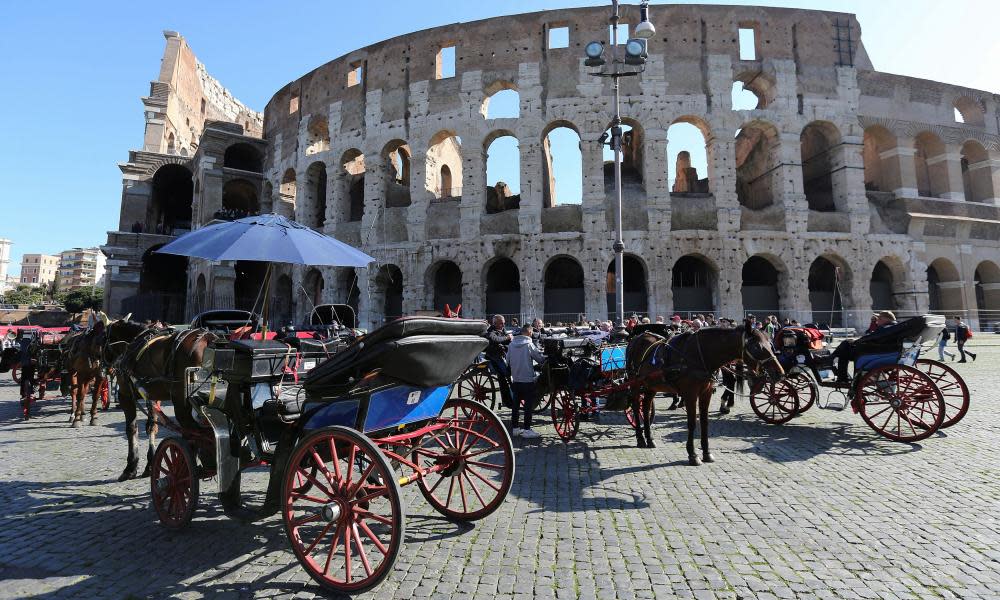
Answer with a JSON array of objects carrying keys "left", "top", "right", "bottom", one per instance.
[
  {"left": 460, "top": 146, "right": 484, "bottom": 239},
  {"left": 321, "top": 156, "right": 338, "bottom": 234},
  {"left": 777, "top": 132, "right": 808, "bottom": 233},
  {"left": 581, "top": 134, "right": 609, "bottom": 236},
  {"left": 643, "top": 130, "right": 670, "bottom": 235},
  {"left": 925, "top": 150, "right": 965, "bottom": 200},
  {"left": 517, "top": 139, "right": 542, "bottom": 235},
  {"left": 583, "top": 253, "right": 607, "bottom": 322},
  {"left": 520, "top": 251, "right": 543, "bottom": 322},
  {"left": 883, "top": 146, "right": 918, "bottom": 198},
  {"left": 406, "top": 149, "right": 430, "bottom": 242},
  {"left": 461, "top": 263, "right": 483, "bottom": 319},
  {"left": 360, "top": 154, "right": 387, "bottom": 246},
  {"left": 355, "top": 269, "right": 376, "bottom": 330},
  {"left": 212, "top": 263, "right": 236, "bottom": 309},
  {"left": 707, "top": 133, "right": 740, "bottom": 232},
  {"left": 837, "top": 134, "right": 870, "bottom": 234}
]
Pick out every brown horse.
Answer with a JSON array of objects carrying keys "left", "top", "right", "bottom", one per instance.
[
  {"left": 114, "top": 327, "right": 217, "bottom": 481},
  {"left": 62, "top": 320, "right": 110, "bottom": 427},
  {"left": 625, "top": 323, "right": 784, "bottom": 465}
]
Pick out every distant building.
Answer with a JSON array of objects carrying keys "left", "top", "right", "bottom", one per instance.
[
  {"left": 57, "top": 247, "right": 107, "bottom": 291},
  {"left": 0, "top": 239, "right": 11, "bottom": 293},
  {"left": 20, "top": 254, "right": 59, "bottom": 287}
]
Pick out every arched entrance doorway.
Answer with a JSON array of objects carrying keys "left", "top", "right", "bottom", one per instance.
[
  {"left": 606, "top": 255, "right": 648, "bottom": 317},
  {"left": 870, "top": 261, "right": 896, "bottom": 311},
  {"left": 484, "top": 258, "right": 521, "bottom": 318},
  {"left": 234, "top": 261, "right": 269, "bottom": 312},
  {"left": 975, "top": 261, "right": 1000, "bottom": 331},
  {"left": 131, "top": 244, "right": 188, "bottom": 322},
  {"left": 544, "top": 256, "right": 585, "bottom": 323},
  {"left": 149, "top": 164, "right": 193, "bottom": 234},
  {"left": 671, "top": 255, "right": 716, "bottom": 316},
  {"left": 430, "top": 261, "right": 463, "bottom": 313},
  {"left": 741, "top": 256, "right": 780, "bottom": 316},
  {"left": 808, "top": 257, "right": 847, "bottom": 327},
  {"left": 373, "top": 264, "right": 404, "bottom": 324}
]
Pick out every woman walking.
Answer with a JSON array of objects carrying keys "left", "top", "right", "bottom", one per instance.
[{"left": 937, "top": 326, "right": 956, "bottom": 361}]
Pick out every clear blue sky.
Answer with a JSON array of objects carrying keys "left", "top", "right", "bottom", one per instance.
[{"left": 2, "top": 1, "right": 998, "bottom": 276}]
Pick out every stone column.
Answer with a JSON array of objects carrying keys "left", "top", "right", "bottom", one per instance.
[
  {"left": 882, "top": 146, "right": 918, "bottom": 198},
  {"left": 777, "top": 132, "right": 808, "bottom": 233},
  {"left": 581, "top": 133, "right": 610, "bottom": 236},
  {"left": 360, "top": 154, "right": 387, "bottom": 246},
  {"left": 927, "top": 149, "right": 966, "bottom": 200},
  {"left": 520, "top": 252, "right": 543, "bottom": 322},
  {"left": 321, "top": 156, "right": 339, "bottom": 235},
  {"left": 406, "top": 149, "right": 430, "bottom": 243},
  {"left": 460, "top": 146, "right": 484, "bottom": 239},
  {"left": 355, "top": 268, "right": 376, "bottom": 330},
  {"left": 837, "top": 134, "right": 870, "bottom": 234},
  {"left": 517, "top": 139, "right": 542, "bottom": 235},
  {"left": 461, "top": 263, "right": 483, "bottom": 319},
  {"left": 642, "top": 130, "right": 670, "bottom": 235},
  {"left": 707, "top": 133, "right": 740, "bottom": 232}
]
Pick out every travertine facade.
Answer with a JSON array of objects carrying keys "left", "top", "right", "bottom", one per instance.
[{"left": 105, "top": 8, "right": 1000, "bottom": 331}]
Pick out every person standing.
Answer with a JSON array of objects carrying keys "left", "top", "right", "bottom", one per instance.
[
  {"left": 937, "top": 326, "right": 956, "bottom": 362},
  {"left": 507, "top": 324, "right": 546, "bottom": 438},
  {"left": 484, "top": 315, "right": 514, "bottom": 408},
  {"left": 954, "top": 316, "right": 977, "bottom": 363}
]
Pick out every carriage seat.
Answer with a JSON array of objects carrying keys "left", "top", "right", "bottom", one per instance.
[
  {"left": 304, "top": 317, "right": 488, "bottom": 393},
  {"left": 855, "top": 352, "right": 899, "bottom": 372}
]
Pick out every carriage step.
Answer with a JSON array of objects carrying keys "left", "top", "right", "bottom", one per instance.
[{"left": 818, "top": 389, "right": 848, "bottom": 411}]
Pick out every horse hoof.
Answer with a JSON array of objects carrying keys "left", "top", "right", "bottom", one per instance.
[
  {"left": 637, "top": 439, "right": 647, "bottom": 448},
  {"left": 703, "top": 453, "right": 715, "bottom": 463},
  {"left": 139, "top": 466, "right": 151, "bottom": 478},
  {"left": 117, "top": 470, "right": 136, "bottom": 482},
  {"left": 71, "top": 419, "right": 82, "bottom": 429},
  {"left": 688, "top": 455, "right": 701, "bottom": 466},
  {"left": 89, "top": 417, "right": 98, "bottom": 426},
  {"left": 719, "top": 407, "right": 730, "bottom": 415}
]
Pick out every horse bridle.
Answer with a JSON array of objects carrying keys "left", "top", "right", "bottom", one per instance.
[{"left": 741, "top": 330, "right": 781, "bottom": 380}]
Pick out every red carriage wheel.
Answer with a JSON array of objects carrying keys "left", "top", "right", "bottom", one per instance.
[
  {"left": 749, "top": 379, "right": 800, "bottom": 424},
  {"left": 416, "top": 398, "right": 514, "bottom": 521},
  {"left": 151, "top": 437, "right": 199, "bottom": 529},
  {"left": 550, "top": 389, "right": 580, "bottom": 441},
  {"left": 856, "top": 364, "right": 944, "bottom": 443},
  {"left": 100, "top": 379, "right": 110, "bottom": 410},
  {"left": 625, "top": 395, "right": 656, "bottom": 428},
  {"left": 283, "top": 426, "right": 403, "bottom": 594},
  {"left": 914, "top": 359, "right": 969, "bottom": 429},
  {"left": 11, "top": 365, "right": 20, "bottom": 384},
  {"left": 535, "top": 388, "right": 554, "bottom": 412},
  {"left": 786, "top": 371, "right": 817, "bottom": 414},
  {"left": 455, "top": 368, "right": 499, "bottom": 411}
]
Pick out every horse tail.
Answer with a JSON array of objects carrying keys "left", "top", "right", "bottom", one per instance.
[{"left": 735, "top": 363, "right": 745, "bottom": 395}]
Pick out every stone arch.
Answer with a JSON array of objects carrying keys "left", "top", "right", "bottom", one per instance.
[
  {"left": 372, "top": 264, "right": 404, "bottom": 324},
  {"left": 167, "top": 132, "right": 176, "bottom": 154},
  {"left": 272, "top": 274, "right": 294, "bottom": 327},
  {"left": 671, "top": 254, "right": 717, "bottom": 316},
  {"left": 149, "top": 163, "right": 193, "bottom": 234},
  {"left": 914, "top": 132, "right": 948, "bottom": 198},
  {"left": 541, "top": 120, "right": 583, "bottom": 207},
  {"left": 862, "top": 126, "right": 899, "bottom": 193},
  {"left": 975, "top": 260, "right": 1000, "bottom": 326},
  {"left": 742, "top": 254, "right": 785, "bottom": 316},
  {"left": 808, "top": 255, "right": 851, "bottom": 326},
  {"left": 427, "top": 260, "right": 463, "bottom": 313},
  {"left": 926, "top": 257, "right": 964, "bottom": 313},
  {"left": 483, "top": 257, "right": 521, "bottom": 318},
  {"left": 382, "top": 139, "right": 412, "bottom": 207},
  {"left": 305, "top": 116, "right": 330, "bottom": 155},
  {"left": 234, "top": 260, "right": 269, "bottom": 312},
  {"left": 130, "top": 244, "right": 187, "bottom": 322},
  {"left": 224, "top": 143, "right": 263, "bottom": 172},
  {"left": 221, "top": 179, "right": 259, "bottom": 215},
  {"left": 954, "top": 96, "right": 985, "bottom": 127},
  {"left": 334, "top": 267, "right": 361, "bottom": 319},
  {"left": 303, "top": 267, "right": 325, "bottom": 309},
  {"left": 340, "top": 149, "right": 365, "bottom": 222},
  {"left": 280, "top": 168, "right": 297, "bottom": 215},
  {"left": 800, "top": 121, "right": 842, "bottom": 212},
  {"left": 732, "top": 70, "right": 776, "bottom": 110},
  {"left": 483, "top": 81, "right": 520, "bottom": 119},
  {"left": 544, "top": 255, "right": 585, "bottom": 323},
  {"left": 960, "top": 139, "right": 994, "bottom": 202},
  {"left": 735, "top": 120, "right": 780, "bottom": 209},
  {"left": 303, "top": 161, "right": 327, "bottom": 229},
  {"left": 428, "top": 130, "right": 463, "bottom": 199},
  {"left": 669, "top": 116, "right": 711, "bottom": 195},
  {"left": 870, "top": 259, "right": 901, "bottom": 311},
  {"left": 606, "top": 254, "right": 649, "bottom": 317},
  {"left": 485, "top": 130, "right": 520, "bottom": 214},
  {"left": 604, "top": 118, "right": 644, "bottom": 187}
]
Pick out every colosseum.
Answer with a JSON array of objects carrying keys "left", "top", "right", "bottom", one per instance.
[{"left": 102, "top": 6, "right": 1000, "bottom": 332}]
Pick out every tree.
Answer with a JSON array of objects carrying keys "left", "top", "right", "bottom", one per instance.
[
  {"left": 61, "top": 288, "right": 104, "bottom": 314},
  {"left": 2, "top": 285, "right": 43, "bottom": 306}
]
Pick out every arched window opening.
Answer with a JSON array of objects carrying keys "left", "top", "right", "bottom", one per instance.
[
  {"left": 808, "top": 257, "right": 847, "bottom": 327},
  {"left": 374, "top": 265, "right": 404, "bottom": 323},
  {"left": 735, "top": 121, "right": 779, "bottom": 209},
  {"left": 431, "top": 261, "right": 463, "bottom": 313},
  {"left": 732, "top": 71, "right": 775, "bottom": 111},
  {"left": 221, "top": 179, "right": 259, "bottom": 217},
  {"left": 603, "top": 120, "right": 643, "bottom": 187},
  {"left": 914, "top": 132, "right": 947, "bottom": 198},
  {"left": 975, "top": 261, "right": 1000, "bottom": 328},
  {"left": 484, "top": 88, "right": 520, "bottom": 119},
  {"left": 335, "top": 268, "right": 361, "bottom": 321},
  {"left": 383, "top": 141, "right": 411, "bottom": 208},
  {"left": 731, "top": 82, "right": 759, "bottom": 111},
  {"left": 279, "top": 169, "right": 297, "bottom": 216},
  {"left": 224, "top": 143, "right": 263, "bottom": 172},
  {"left": 130, "top": 244, "right": 188, "bottom": 322},
  {"left": 668, "top": 120, "right": 710, "bottom": 195},
  {"left": 862, "top": 127, "right": 898, "bottom": 193},
  {"left": 485, "top": 258, "right": 521, "bottom": 317},
  {"left": 801, "top": 122, "right": 841, "bottom": 212},
  {"left": 542, "top": 125, "right": 583, "bottom": 207},
  {"left": 606, "top": 255, "right": 648, "bottom": 317},
  {"left": 954, "top": 97, "right": 985, "bottom": 127},
  {"left": 672, "top": 256, "right": 716, "bottom": 316},
  {"left": 234, "top": 260, "right": 269, "bottom": 312},
  {"left": 870, "top": 261, "right": 896, "bottom": 311},
  {"left": 428, "top": 131, "right": 463, "bottom": 199},
  {"left": 340, "top": 150, "right": 365, "bottom": 222},
  {"left": 305, "top": 117, "right": 330, "bottom": 155},
  {"left": 960, "top": 140, "right": 993, "bottom": 203},
  {"left": 166, "top": 133, "right": 176, "bottom": 155},
  {"left": 303, "top": 268, "right": 325, "bottom": 309},
  {"left": 544, "top": 257, "right": 585, "bottom": 323},
  {"left": 305, "top": 162, "right": 327, "bottom": 228},
  {"left": 150, "top": 164, "right": 194, "bottom": 234},
  {"left": 485, "top": 134, "right": 520, "bottom": 214},
  {"left": 742, "top": 256, "right": 781, "bottom": 315},
  {"left": 926, "top": 258, "right": 963, "bottom": 313}
]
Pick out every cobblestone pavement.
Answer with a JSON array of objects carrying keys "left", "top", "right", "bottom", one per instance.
[{"left": 1, "top": 343, "right": 999, "bottom": 599}]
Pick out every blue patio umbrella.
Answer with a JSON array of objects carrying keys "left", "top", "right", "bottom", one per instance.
[{"left": 155, "top": 214, "right": 375, "bottom": 329}]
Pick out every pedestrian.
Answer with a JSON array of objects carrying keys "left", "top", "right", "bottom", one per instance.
[
  {"left": 954, "top": 316, "right": 977, "bottom": 362},
  {"left": 507, "top": 324, "right": 546, "bottom": 439},
  {"left": 937, "top": 326, "right": 956, "bottom": 362},
  {"left": 483, "top": 315, "right": 514, "bottom": 408},
  {"left": 655, "top": 315, "right": 665, "bottom": 324}
]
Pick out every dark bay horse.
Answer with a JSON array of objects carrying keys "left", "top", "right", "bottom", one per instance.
[
  {"left": 62, "top": 320, "right": 110, "bottom": 427},
  {"left": 625, "top": 323, "right": 784, "bottom": 465},
  {"left": 115, "top": 327, "right": 217, "bottom": 481}
]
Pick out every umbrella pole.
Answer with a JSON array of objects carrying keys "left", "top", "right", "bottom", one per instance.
[{"left": 261, "top": 263, "right": 273, "bottom": 337}]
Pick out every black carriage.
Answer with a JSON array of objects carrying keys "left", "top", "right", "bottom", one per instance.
[{"left": 151, "top": 317, "right": 514, "bottom": 593}]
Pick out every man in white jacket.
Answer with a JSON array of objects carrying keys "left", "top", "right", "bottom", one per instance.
[{"left": 507, "top": 324, "right": 546, "bottom": 438}]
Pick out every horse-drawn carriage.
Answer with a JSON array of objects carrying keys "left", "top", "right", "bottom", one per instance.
[
  {"left": 753, "top": 314, "right": 969, "bottom": 442},
  {"left": 147, "top": 316, "right": 514, "bottom": 593}
]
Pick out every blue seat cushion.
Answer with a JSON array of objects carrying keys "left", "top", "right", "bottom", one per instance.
[{"left": 855, "top": 352, "right": 898, "bottom": 372}]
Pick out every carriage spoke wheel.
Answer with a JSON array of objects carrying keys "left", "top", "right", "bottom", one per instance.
[
  {"left": 914, "top": 359, "right": 969, "bottom": 429},
  {"left": 11, "top": 365, "right": 20, "bottom": 384},
  {"left": 456, "top": 369, "right": 499, "bottom": 411},
  {"left": 786, "top": 372, "right": 817, "bottom": 415},
  {"left": 749, "top": 379, "right": 800, "bottom": 424},
  {"left": 550, "top": 389, "right": 580, "bottom": 441},
  {"left": 416, "top": 398, "right": 514, "bottom": 521},
  {"left": 625, "top": 395, "right": 656, "bottom": 428},
  {"left": 151, "top": 437, "right": 199, "bottom": 529},
  {"left": 99, "top": 379, "right": 110, "bottom": 410},
  {"left": 283, "top": 426, "right": 403, "bottom": 594},
  {"left": 857, "top": 365, "right": 944, "bottom": 442}
]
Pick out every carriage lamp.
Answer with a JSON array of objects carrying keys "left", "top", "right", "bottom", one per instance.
[
  {"left": 584, "top": 41, "right": 606, "bottom": 67},
  {"left": 634, "top": 2, "right": 656, "bottom": 39},
  {"left": 624, "top": 38, "right": 648, "bottom": 65}
]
